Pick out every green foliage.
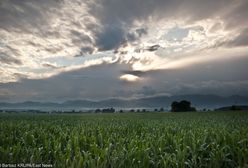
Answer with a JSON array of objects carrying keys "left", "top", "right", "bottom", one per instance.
[
  {"left": 0, "top": 111, "right": 248, "bottom": 168},
  {"left": 171, "top": 100, "right": 196, "bottom": 112}
]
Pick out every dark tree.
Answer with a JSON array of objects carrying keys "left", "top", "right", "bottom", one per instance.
[
  {"left": 171, "top": 100, "right": 196, "bottom": 112},
  {"left": 231, "top": 105, "right": 241, "bottom": 111},
  {"left": 159, "top": 107, "right": 164, "bottom": 112},
  {"left": 95, "top": 109, "right": 101, "bottom": 113},
  {"left": 102, "top": 108, "right": 115, "bottom": 113},
  {"left": 171, "top": 101, "right": 179, "bottom": 112}
]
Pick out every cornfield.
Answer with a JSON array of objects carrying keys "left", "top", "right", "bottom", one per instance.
[{"left": 0, "top": 111, "right": 248, "bottom": 168}]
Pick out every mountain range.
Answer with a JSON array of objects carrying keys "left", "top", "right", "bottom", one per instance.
[{"left": 1, "top": 95, "right": 248, "bottom": 110}]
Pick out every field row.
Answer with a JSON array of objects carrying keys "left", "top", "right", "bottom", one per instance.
[{"left": 0, "top": 112, "right": 248, "bottom": 167}]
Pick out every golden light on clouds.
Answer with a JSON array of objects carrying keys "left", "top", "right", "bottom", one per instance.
[{"left": 0, "top": 0, "right": 248, "bottom": 85}]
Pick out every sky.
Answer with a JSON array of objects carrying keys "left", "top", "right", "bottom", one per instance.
[{"left": 0, "top": 0, "right": 248, "bottom": 102}]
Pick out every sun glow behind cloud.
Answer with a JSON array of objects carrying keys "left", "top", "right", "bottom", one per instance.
[{"left": 120, "top": 74, "right": 140, "bottom": 82}]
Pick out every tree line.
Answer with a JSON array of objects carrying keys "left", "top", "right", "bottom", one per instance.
[{"left": 94, "top": 100, "right": 197, "bottom": 113}]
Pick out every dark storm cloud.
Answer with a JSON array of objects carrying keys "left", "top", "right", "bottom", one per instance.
[
  {"left": 1, "top": 57, "right": 248, "bottom": 102},
  {"left": 226, "top": 28, "right": 248, "bottom": 47},
  {"left": 91, "top": 0, "right": 223, "bottom": 23},
  {"left": 169, "top": 80, "right": 248, "bottom": 97},
  {"left": 0, "top": 0, "right": 62, "bottom": 32},
  {"left": 138, "top": 86, "right": 156, "bottom": 96},
  {"left": 95, "top": 26, "right": 148, "bottom": 51},
  {"left": 114, "top": 86, "right": 157, "bottom": 98},
  {"left": 88, "top": 0, "right": 172, "bottom": 50},
  {"left": 91, "top": 0, "right": 231, "bottom": 25},
  {"left": 222, "top": 0, "right": 248, "bottom": 29},
  {"left": 70, "top": 30, "right": 93, "bottom": 45},
  {"left": 0, "top": 63, "right": 130, "bottom": 102},
  {"left": 70, "top": 30, "right": 96, "bottom": 56},
  {"left": 0, "top": 52, "right": 22, "bottom": 65},
  {"left": 122, "top": 70, "right": 146, "bottom": 77},
  {"left": 145, "top": 56, "right": 248, "bottom": 97},
  {"left": 88, "top": 0, "right": 248, "bottom": 51},
  {"left": 1, "top": 0, "right": 248, "bottom": 57},
  {"left": 96, "top": 25, "right": 126, "bottom": 51}
]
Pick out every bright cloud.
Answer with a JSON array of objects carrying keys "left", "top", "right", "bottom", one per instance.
[{"left": 120, "top": 74, "right": 140, "bottom": 82}]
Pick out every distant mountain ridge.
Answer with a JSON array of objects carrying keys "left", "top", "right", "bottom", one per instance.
[
  {"left": 0, "top": 94, "right": 248, "bottom": 110},
  {"left": 215, "top": 105, "right": 248, "bottom": 111}
]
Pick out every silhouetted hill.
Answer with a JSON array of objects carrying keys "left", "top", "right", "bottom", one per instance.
[
  {"left": 0, "top": 94, "right": 248, "bottom": 110},
  {"left": 215, "top": 105, "right": 248, "bottom": 111}
]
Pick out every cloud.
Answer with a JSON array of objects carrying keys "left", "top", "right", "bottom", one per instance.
[
  {"left": 0, "top": 52, "right": 22, "bottom": 65},
  {"left": 222, "top": 0, "right": 248, "bottom": 30},
  {"left": 1, "top": 57, "right": 248, "bottom": 102},
  {"left": 0, "top": 63, "right": 129, "bottom": 102},
  {"left": 170, "top": 80, "right": 248, "bottom": 96},
  {"left": 144, "top": 45, "right": 160, "bottom": 52},
  {"left": 0, "top": 0, "right": 62, "bottom": 32},
  {"left": 96, "top": 25, "right": 125, "bottom": 51},
  {"left": 42, "top": 63, "right": 59, "bottom": 69},
  {"left": 226, "top": 28, "right": 248, "bottom": 47},
  {"left": 122, "top": 70, "right": 147, "bottom": 77},
  {"left": 138, "top": 86, "right": 156, "bottom": 96},
  {"left": 120, "top": 74, "right": 140, "bottom": 82}
]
